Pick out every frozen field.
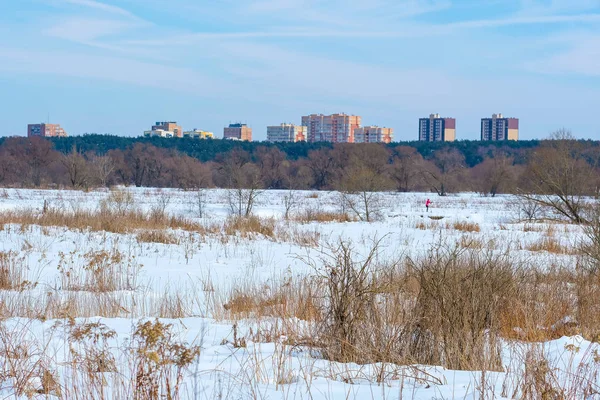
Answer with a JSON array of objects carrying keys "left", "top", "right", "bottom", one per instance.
[{"left": 0, "top": 188, "right": 597, "bottom": 399}]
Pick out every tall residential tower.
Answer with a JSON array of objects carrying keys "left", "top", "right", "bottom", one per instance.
[
  {"left": 301, "top": 113, "right": 361, "bottom": 143},
  {"left": 418, "top": 114, "right": 456, "bottom": 142},
  {"left": 481, "top": 114, "right": 519, "bottom": 141}
]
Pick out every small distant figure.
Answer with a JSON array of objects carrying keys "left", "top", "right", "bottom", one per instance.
[{"left": 425, "top": 198, "right": 431, "bottom": 212}]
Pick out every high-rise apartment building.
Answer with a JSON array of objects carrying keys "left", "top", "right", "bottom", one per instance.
[
  {"left": 301, "top": 114, "right": 362, "bottom": 143},
  {"left": 224, "top": 123, "right": 252, "bottom": 141},
  {"left": 27, "top": 123, "right": 68, "bottom": 138},
  {"left": 353, "top": 126, "right": 393, "bottom": 143},
  {"left": 481, "top": 114, "right": 519, "bottom": 141},
  {"left": 267, "top": 123, "right": 307, "bottom": 143},
  {"left": 418, "top": 114, "right": 456, "bottom": 142}
]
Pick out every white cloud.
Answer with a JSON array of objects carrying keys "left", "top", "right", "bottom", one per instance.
[
  {"left": 44, "top": 18, "right": 137, "bottom": 42},
  {"left": 0, "top": 47, "right": 231, "bottom": 94},
  {"left": 61, "top": 0, "right": 138, "bottom": 18},
  {"left": 526, "top": 35, "right": 600, "bottom": 76}
]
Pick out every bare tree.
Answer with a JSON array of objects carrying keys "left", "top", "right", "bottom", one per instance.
[
  {"left": 255, "top": 146, "right": 289, "bottom": 189},
  {"left": 471, "top": 150, "right": 515, "bottom": 197},
  {"left": 282, "top": 190, "right": 299, "bottom": 220},
  {"left": 390, "top": 146, "right": 423, "bottom": 192},
  {"left": 90, "top": 154, "right": 114, "bottom": 187},
  {"left": 337, "top": 145, "right": 391, "bottom": 222},
  {"left": 307, "top": 148, "right": 335, "bottom": 190},
  {"left": 226, "top": 163, "right": 263, "bottom": 217},
  {"left": 519, "top": 129, "right": 597, "bottom": 223},
  {"left": 61, "top": 145, "right": 89, "bottom": 188},
  {"left": 421, "top": 148, "right": 465, "bottom": 196},
  {"left": 195, "top": 188, "right": 208, "bottom": 218}
]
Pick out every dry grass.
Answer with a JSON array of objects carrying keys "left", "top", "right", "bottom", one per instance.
[
  {"left": 451, "top": 221, "right": 481, "bottom": 232},
  {"left": 526, "top": 237, "right": 574, "bottom": 255},
  {"left": 294, "top": 209, "right": 353, "bottom": 223},
  {"left": 223, "top": 216, "right": 276, "bottom": 238},
  {"left": 275, "top": 225, "right": 321, "bottom": 247},
  {"left": 414, "top": 220, "right": 440, "bottom": 230},
  {"left": 0, "top": 251, "right": 30, "bottom": 291},
  {"left": 136, "top": 230, "right": 180, "bottom": 245},
  {"left": 0, "top": 208, "right": 203, "bottom": 235}
]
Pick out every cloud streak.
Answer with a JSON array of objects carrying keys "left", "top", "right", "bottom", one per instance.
[{"left": 61, "top": 0, "right": 137, "bottom": 18}]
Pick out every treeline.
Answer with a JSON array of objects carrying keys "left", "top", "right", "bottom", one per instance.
[{"left": 0, "top": 134, "right": 598, "bottom": 196}]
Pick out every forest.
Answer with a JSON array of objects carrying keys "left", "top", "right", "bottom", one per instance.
[{"left": 0, "top": 133, "right": 598, "bottom": 197}]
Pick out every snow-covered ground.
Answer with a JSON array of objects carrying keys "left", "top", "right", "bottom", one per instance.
[{"left": 0, "top": 188, "right": 597, "bottom": 399}]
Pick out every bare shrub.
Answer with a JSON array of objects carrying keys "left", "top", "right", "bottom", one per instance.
[
  {"left": 305, "top": 237, "right": 398, "bottom": 363},
  {"left": 149, "top": 190, "right": 172, "bottom": 223},
  {"left": 504, "top": 342, "right": 600, "bottom": 399},
  {"left": 338, "top": 191, "right": 384, "bottom": 222},
  {"left": 100, "top": 189, "right": 136, "bottom": 217},
  {"left": 227, "top": 187, "right": 262, "bottom": 217},
  {"left": 408, "top": 245, "right": 516, "bottom": 370},
  {"left": 0, "top": 251, "right": 31, "bottom": 291},
  {"left": 515, "top": 197, "right": 545, "bottom": 222},
  {"left": 0, "top": 320, "right": 56, "bottom": 397},
  {"left": 57, "top": 248, "right": 142, "bottom": 292},
  {"left": 130, "top": 319, "right": 201, "bottom": 400},
  {"left": 67, "top": 321, "right": 117, "bottom": 398}
]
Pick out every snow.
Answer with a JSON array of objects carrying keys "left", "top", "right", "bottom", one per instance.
[{"left": 0, "top": 188, "right": 597, "bottom": 399}]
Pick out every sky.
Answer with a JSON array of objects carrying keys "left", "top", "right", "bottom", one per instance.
[{"left": 1, "top": 0, "right": 600, "bottom": 141}]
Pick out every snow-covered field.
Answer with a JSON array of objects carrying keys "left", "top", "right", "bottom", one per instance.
[{"left": 0, "top": 188, "right": 597, "bottom": 399}]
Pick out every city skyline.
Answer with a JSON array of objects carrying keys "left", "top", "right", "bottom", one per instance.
[{"left": 2, "top": 1, "right": 600, "bottom": 140}]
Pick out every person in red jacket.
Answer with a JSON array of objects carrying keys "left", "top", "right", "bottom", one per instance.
[{"left": 426, "top": 198, "right": 431, "bottom": 212}]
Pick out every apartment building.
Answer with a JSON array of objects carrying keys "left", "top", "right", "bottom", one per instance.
[
  {"left": 183, "top": 129, "right": 214, "bottom": 139},
  {"left": 27, "top": 123, "right": 68, "bottom": 138},
  {"left": 224, "top": 123, "right": 252, "bottom": 141},
  {"left": 153, "top": 121, "right": 182, "bottom": 138},
  {"left": 301, "top": 114, "right": 362, "bottom": 143},
  {"left": 418, "top": 114, "right": 456, "bottom": 142},
  {"left": 143, "top": 121, "right": 182, "bottom": 138},
  {"left": 266, "top": 123, "right": 307, "bottom": 142},
  {"left": 354, "top": 126, "right": 393, "bottom": 143},
  {"left": 481, "top": 114, "right": 519, "bottom": 141}
]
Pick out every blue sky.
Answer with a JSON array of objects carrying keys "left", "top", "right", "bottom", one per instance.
[{"left": 1, "top": 0, "right": 600, "bottom": 140}]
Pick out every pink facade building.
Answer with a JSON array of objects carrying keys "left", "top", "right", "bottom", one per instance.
[
  {"left": 27, "top": 123, "right": 68, "bottom": 138},
  {"left": 301, "top": 114, "right": 362, "bottom": 143},
  {"left": 354, "top": 126, "right": 393, "bottom": 143}
]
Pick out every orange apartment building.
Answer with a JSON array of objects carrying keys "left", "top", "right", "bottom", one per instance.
[
  {"left": 224, "top": 123, "right": 252, "bottom": 141},
  {"left": 301, "top": 114, "right": 362, "bottom": 143}
]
